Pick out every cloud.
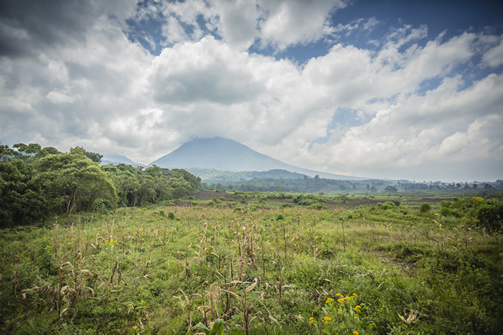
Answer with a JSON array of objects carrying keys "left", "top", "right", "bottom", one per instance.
[
  {"left": 257, "top": 0, "right": 347, "bottom": 49},
  {"left": 1, "top": 0, "right": 502, "bottom": 180},
  {"left": 149, "top": 37, "right": 264, "bottom": 105},
  {"left": 0, "top": 0, "right": 138, "bottom": 57},
  {"left": 482, "top": 36, "right": 503, "bottom": 67},
  {"left": 137, "top": 0, "right": 347, "bottom": 51}
]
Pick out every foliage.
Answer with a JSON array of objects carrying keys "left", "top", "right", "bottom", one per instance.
[
  {"left": 1, "top": 193, "right": 502, "bottom": 334},
  {"left": 0, "top": 160, "right": 47, "bottom": 227},
  {"left": 33, "top": 153, "right": 118, "bottom": 216},
  {"left": 419, "top": 202, "right": 431, "bottom": 212},
  {"left": 440, "top": 196, "right": 503, "bottom": 233},
  {"left": 0, "top": 143, "right": 201, "bottom": 226}
]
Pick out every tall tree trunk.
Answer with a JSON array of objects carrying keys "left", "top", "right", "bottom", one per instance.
[{"left": 66, "top": 190, "right": 79, "bottom": 216}]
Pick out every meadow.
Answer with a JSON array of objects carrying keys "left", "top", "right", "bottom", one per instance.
[{"left": 1, "top": 192, "right": 502, "bottom": 334}]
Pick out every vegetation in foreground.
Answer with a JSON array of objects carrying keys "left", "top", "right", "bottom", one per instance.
[{"left": 1, "top": 193, "right": 502, "bottom": 334}]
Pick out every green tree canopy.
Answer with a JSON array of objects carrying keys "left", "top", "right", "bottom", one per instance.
[{"left": 34, "top": 153, "right": 117, "bottom": 216}]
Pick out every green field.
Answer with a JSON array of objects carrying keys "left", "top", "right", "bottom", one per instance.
[{"left": 1, "top": 191, "right": 502, "bottom": 334}]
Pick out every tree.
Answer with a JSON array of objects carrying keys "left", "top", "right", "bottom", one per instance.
[
  {"left": 70, "top": 146, "right": 103, "bottom": 163},
  {"left": 43, "top": 146, "right": 61, "bottom": 155},
  {"left": 34, "top": 153, "right": 117, "bottom": 216},
  {"left": 0, "top": 160, "right": 47, "bottom": 227},
  {"left": 384, "top": 185, "right": 398, "bottom": 193}
]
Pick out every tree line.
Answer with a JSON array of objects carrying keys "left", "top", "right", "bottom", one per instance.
[
  {"left": 205, "top": 176, "right": 391, "bottom": 193},
  {"left": 0, "top": 144, "right": 201, "bottom": 227}
]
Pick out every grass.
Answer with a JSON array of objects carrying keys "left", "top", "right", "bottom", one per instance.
[{"left": 0, "top": 194, "right": 502, "bottom": 334}]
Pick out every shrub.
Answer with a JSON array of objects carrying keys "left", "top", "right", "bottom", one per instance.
[
  {"left": 419, "top": 202, "right": 431, "bottom": 213},
  {"left": 276, "top": 214, "right": 284, "bottom": 220},
  {"left": 476, "top": 201, "right": 503, "bottom": 233},
  {"left": 159, "top": 210, "right": 165, "bottom": 217},
  {"left": 168, "top": 211, "right": 175, "bottom": 219}
]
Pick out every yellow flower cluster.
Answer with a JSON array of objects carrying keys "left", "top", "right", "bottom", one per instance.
[
  {"left": 326, "top": 298, "right": 334, "bottom": 304},
  {"left": 473, "top": 197, "right": 484, "bottom": 202},
  {"left": 353, "top": 332, "right": 359, "bottom": 335},
  {"left": 309, "top": 317, "right": 315, "bottom": 325},
  {"left": 105, "top": 237, "right": 118, "bottom": 247},
  {"left": 354, "top": 305, "right": 361, "bottom": 313},
  {"left": 324, "top": 316, "right": 332, "bottom": 325}
]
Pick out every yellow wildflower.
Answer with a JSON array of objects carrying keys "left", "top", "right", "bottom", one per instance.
[
  {"left": 326, "top": 298, "right": 334, "bottom": 304},
  {"left": 354, "top": 305, "right": 361, "bottom": 312},
  {"left": 371, "top": 323, "right": 376, "bottom": 327},
  {"left": 352, "top": 293, "right": 358, "bottom": 297},
  {"left": 344, "top": 296, "right": 351, "bottom": 301},
  {"left": 338, "top": 298, "right": 345, "bottom": 303},
  {"left": 309, "top": 317, "right": 315, "bottom": 325},
  {"left": 324, "top": 317, "right": 331, "bottom": 325},
  {"left": 353, "top": 332, "right": 359, "bottom": 335},
  {"left": 335, "top": 293, "right": 342, "bottom": 296}
]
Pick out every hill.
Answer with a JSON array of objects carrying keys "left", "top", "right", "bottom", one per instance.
[
  {"left": 149, "top": 138, "right": 362, "bottom": 180},
  {"left": 101, "top": 155, "right": 145, "bottom": 167}
]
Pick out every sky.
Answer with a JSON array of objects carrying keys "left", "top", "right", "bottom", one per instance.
[{"left": 1, "top": 0, "right": 502, "bottom": 182}]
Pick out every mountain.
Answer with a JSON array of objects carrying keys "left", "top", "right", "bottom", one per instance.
[
  {"left": 101, "top": 155, "right": 145, "bottom": 167},
  {"left": 149, "top": 138, "right": 363, "bottom": 180}
]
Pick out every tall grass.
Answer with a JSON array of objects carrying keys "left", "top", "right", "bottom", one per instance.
[{"left": 0, "top": 201, "right": 501, "bottom": 334}]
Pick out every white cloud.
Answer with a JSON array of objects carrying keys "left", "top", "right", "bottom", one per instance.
[
  {"left": 46, "top": 91, "right": 76, "bottom": 104},
  {"left": 257, "top": 0, "right": 347, "bottom": 49},
  {"left": 482, "top": 36, "right": 503, "bottom": 67},
  {"left": 1, "top": 0, "right": 502, "bottom": 181}
]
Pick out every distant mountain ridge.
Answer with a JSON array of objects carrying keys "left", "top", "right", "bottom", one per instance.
[
  {"left": 101, "top": 155, "right": 145, "bottom": 167},
  {"left": 149, "top": 138, "right": 363, "bottom": 180}
]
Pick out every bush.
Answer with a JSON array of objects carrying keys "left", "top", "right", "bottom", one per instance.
[
  {"left": 168, "top": 211, "right": 175, "bottom": 219},
  {"left": 159, "top": 210, "right": 165, "bottom": 217},
  {"left": 276, "top": 214, "right": 284, "bottom": 220},
  {"left": 419, "top": 202, "right": 431, "bottom": 213},
  {"left": 477, "top": 201, "right": 503, "bottom": 233}
]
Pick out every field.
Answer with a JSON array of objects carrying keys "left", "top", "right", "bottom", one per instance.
[{"left": 1, "top": 191, "right": 502, "bottom": 334}]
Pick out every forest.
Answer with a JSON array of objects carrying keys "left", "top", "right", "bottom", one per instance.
[{"left": 0, "top": 144, "right": 201, "bottom": 227}]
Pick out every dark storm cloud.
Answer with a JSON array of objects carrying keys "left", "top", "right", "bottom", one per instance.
[
  {"left": 0, "top": 0, "right": 138, "bottom": 57},
  {"left": 0, "top": 0, "right": 102, "bottom": 57}
]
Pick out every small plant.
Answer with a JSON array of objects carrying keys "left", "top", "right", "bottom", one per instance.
[
  {"left": 419, "top": 202, "right": 431, "bottom": 213},
  {"left": 312, "top": 294, "right": 374, "bottom": 334},
  {"left": 188, "top": 319, "right": 224, "bottom": 335},
  {"left": 276, "top": 214, "right": 284, "bottom": 220},
  {"left": 159, "top": 210, "right": 166, "bottom": 217},
  {"left": 168, "top": 211, "right": 175, "bottom": 219}
]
